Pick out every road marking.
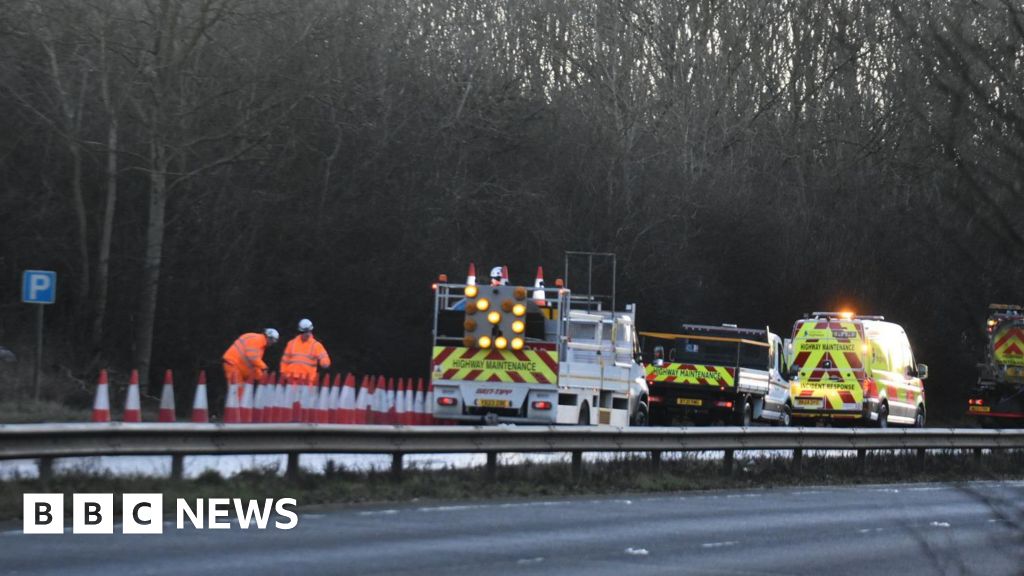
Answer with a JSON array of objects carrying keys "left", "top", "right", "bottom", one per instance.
[
  {"left": 516, "top": 557, "right": 545, "bottom": 565},
  {"left": 625, "top": 547, "right": 649, "bottom": 555},
  {"left": 359, "top": 509, "right": 399, "bottom": 516},
  {"left": 701, "top": 541, "right": 739, "bottom": 548},
  {"left": 930, "top": 521, "right": 951, "bottom": 528},
  {"left": 857, "top": 528, "right": 884, "bottom": 534}
]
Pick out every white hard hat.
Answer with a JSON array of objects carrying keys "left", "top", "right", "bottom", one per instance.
[
  {"left": 489, "top": 266, "right": 503, "bottom": 279},
  {"left": 264, "top": 328, "right": 279, "bottom": 342},
  {"left": 298, "top": 318, "right": 314, "bottom": 333}
]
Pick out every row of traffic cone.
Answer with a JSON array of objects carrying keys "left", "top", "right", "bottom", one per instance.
[
  {"left": 222, "top": 373, "right": 437, "bottom": 425},
  {"left": 458, "top": 262, "right": 552, "bottom": 305},
  {"left": 91, "top": 369, "right": 441, "bottom": 425}
]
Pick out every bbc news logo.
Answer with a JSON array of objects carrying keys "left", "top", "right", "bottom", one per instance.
[{"left": 23, "top": 494, "right": 298, "bottom": 534}]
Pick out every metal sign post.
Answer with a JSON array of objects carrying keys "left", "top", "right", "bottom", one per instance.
[{"left": 22, "top": 270, "right": 57, "bottom": 401}]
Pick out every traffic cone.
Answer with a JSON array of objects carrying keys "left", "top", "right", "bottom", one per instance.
[
  {"left": 328, "top": 374, "right": 341, "bottom": 423},
  {"left": 92, "top": 369, "right": 111, "bottom": 422},
  {"left": 414, "top": 378, "right": 426, "bottom": 425},
  {"left": 191, "top": 370, "right": 209, "bottom": 423},
  {"left": 372, "top": 375, "right": 387, "bottom": 424},
  {"left": 425, "top": 382, "right": 436, "bottom": 425},
  {"left": 224, "top": 380, "right": 240, "bottom": 423},
  {"left": 272, "top": 374, "right": 285, "bottom": 423},
  {"left": 466, "top": 262, "right": 477, "bottom": 286},
  {"left": 252, "top": 376, "right": 265, "bottom": 424},
  {"left": 315, "top": 374, "right": 329, "bottom": 423},
  {"left": 290, "top": 377, "right": 302, "bottom": 423},
  {"left": 533, "top": 266, "right": 546, "bottom": 305},
  {"left": 502, "top": 264, "right": 509, "bottom": 285},
  {"left": 386, "top": 377, "right": 397, "bottom": 425},
  {"left": 395, "top": 378, "right": 408, "bottom": 425},
  {"left": 353, "top": 375, "right": 369, "bottom": 424},
  {"left": 240, "top": 378, "right": 254, "bottom": 423},
  {"left": 158, "top": 369, "right": 176, "bottom": 422},
  {"left": 339, "top": 374, "right": 357, "bottom": 424},
  {"left": 123, "top": 369, "right": 141, "bottom": 423}
]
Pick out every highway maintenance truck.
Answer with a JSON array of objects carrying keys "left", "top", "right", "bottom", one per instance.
[
  {"left": 967, "top": 304, "right": 1024, "bottom": 426},
  {"left": 430, "top": 254, "right": 649, "bottom": 426},
  {"left": 641, "top": 324, "right": 791, "bottom": 426},
  {"left": 788, "top": 311, "right": 927, "bottom": 427}
]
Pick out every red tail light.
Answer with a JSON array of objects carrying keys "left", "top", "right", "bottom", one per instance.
[
  {"left": 862, "top": 378, "right": 878, "bottom": 399},
  {"left": 715, "top": 400, "right": 734, "bottom": 409},
  {"left": 531, "top": 401, "right": 552, "bottom": 410},
  {"left": 437, "top": 397, "right": 457, "bottom": 406},
  {"left": 968, "top": 398, "right": 986, "bottom": 406},
  {"left": 649, "top": 395, "right": 662, "bottom": 404}
]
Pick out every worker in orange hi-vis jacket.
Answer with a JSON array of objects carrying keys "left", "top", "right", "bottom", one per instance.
[
  {"left": 279, "top": 318, "right": 331, "bottom": 384},
  {"left": 223, "top": 328, "right": 279, "bottom": 386}
]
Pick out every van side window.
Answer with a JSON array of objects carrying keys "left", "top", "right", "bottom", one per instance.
[{"left": 870, "top": 340, "right": 890, "bottom": 372}]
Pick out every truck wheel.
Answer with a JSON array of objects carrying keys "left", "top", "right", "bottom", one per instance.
[
  {"left": 876, "top": 403, "right": 889, "bottom": 429},
  {"left": 631, "top": 401, "right": 649, "bottom": 427},
  {"left": 735, "top": 401, "right": 753, "bottom": 427},
  {"left": 914, "top": 406, "right": 925, "bottom": 428},
  {"left": 578, "top": 402, "right": 590, "bottom": 425}
]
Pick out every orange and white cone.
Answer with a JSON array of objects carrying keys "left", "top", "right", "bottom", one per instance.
[
  {"left": 404, "top": 378, "right": 416, "bottom": 425},
  {"left": 252, "top": 376, "right": 265, "bottom": 424},
  {"left": 327, "top": 374, "right": 341, "bottom": 423},
  {"left": 372, "top": 375, "right": 387, "bottom": 424},
  {"left": 353, "top": 375, "right": 370, "bottom": 424},
  {"left": 339, "top": 374, "right": 357, "bottom": 424},
  {"left": 315, "top": 374, "right": 330, "bottom": 423},
  {"left": 158, "top": 369, "right": 176, "bottom": 423},
  {"left": 414, "top": 378, "right": 426, "bottom": 425},
  {"left": 386, "top": 377, "right": 397, "bottom": 425},
  {"left": 123, "top": 369, "right": 141, "bottom": 423},
  {"left": 240, "top": 378, "right": 254, "bottom": 423},
  {"left": 425, "top": 382, "right": 436, "bottom": 425},
  {"left": 395, "top": 378, "right": 408, "bottom": 425},
  {"left": 466, "top": 262, "right": 477, "bottom": 286},
  {"left": 224, "top": 380, "right": 240, "bottom": 424},
  {"left": 533, "top": 266, "right": 546, "bottom": 305},
  {"left": 191, "top": 370, "right": 209, "bottom": 423},
  {"left": 272, "top": 374, "right": 285, "bottom": 423},
  {"left": 289, "top": 377, "right": 302, "bottom": 423},
  {"left": 502, "top": 265, "right": 510, "bottom": 285},
  {"left": 92, "top": 369, "right": 111, "bottom": 422}
]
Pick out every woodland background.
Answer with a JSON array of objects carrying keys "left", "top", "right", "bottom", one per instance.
[{"left": 1, "top": 0, "right": 1022, "bottom": 420}]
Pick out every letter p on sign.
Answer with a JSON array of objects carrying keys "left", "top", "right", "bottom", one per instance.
[{"left": 22, "top": 270, "right": 57, "bottom": 304}]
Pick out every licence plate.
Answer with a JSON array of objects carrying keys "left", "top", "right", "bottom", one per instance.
[
  {"left": 676, "top": 398, "right": 702, "bottom": 407},
  {"left": 476, "top": 399, "right": 512, "bottom": 408},
  {"left": 969, "top": 406, "right": 991, "bottom": 413},
  {"left": 795, "top": 397, "right": 823, "bottom": 408}
]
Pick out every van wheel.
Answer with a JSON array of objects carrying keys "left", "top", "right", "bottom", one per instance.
[
  {"left": 876, "top": 403, "right": 889, "bottom": 429},
  {"left": 631, "top": 401, "right": 649, "bottom": 427},
  {"left": 735, "top": 401, "right": 753, "bottom": 427},
  {"left": 778, "top": 403, "right": 792, "bottom": 427},
  {"left": 578, "top": 402, "right": 590, "bottom": 425},
  {"left": 914, "top": 406, "right": 925, "bottom": 428}
]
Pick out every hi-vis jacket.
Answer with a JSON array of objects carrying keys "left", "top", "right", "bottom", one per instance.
[
  {"left": 279, "top": 335, "right": 331, "bottom": 383},
  {"left": 222, "top": 333, "right": 271, "bottom": 383}
]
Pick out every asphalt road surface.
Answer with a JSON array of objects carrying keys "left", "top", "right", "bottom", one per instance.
[{"left": 2, "top": 481, "right": 1022, "bottom": 575}]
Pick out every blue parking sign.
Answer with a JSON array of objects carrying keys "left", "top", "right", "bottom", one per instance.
[{"left": 22, "top": 270, "right": 57, "bottom": 304}]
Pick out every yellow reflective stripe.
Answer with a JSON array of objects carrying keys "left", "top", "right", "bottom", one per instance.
[
  {"left": 644, "top": 363, "right": 735, "bottom": 386},
  {"left": 432, "top": 347, "right": 559, "bottom": 384}
]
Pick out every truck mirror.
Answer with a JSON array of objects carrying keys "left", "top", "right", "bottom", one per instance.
[{"left": 917, "top": 363, "right": 928, "bottom": 380}]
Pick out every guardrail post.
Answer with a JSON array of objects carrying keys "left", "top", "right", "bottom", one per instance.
[
  {"left": 916, "top": 448, "right": 926, "bottom": 472},
  {"left": 286, "top": 453, "right": 300, "bottom": 480},
  {"left": 391, "top": 453, "right": 404, "bottom": 481},
  {"left": 571, "top": 451, "right": 583, "bottom": 482},
  {"left": 722, "top": 449, "right": 734, "bottom": 476},
  {"left": 38, "top": 457, "right": 53, "bottom": 487},
  {"left": 857, "top": 449, "right": 867, "bottom": 474},
  {"left": 486, "top": 452, "right": 498, "bottom": 482},
  {"left": 650, "top": 450, "right": 662, "bottom": 473},
  {"left": 171, "top": 455, "right": 184, "bottom": 481},
  {"left": 792, "top": 448, "right": 803, "bottom": 473}
]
